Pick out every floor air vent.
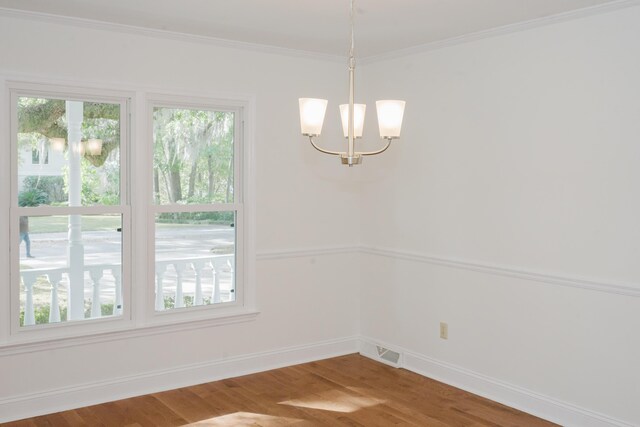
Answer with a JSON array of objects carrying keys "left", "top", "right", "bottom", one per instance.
[{"left": 376, "top": 345, "right": 401, "bottom": 366}]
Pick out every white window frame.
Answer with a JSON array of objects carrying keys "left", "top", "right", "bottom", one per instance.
[
  {"left": 0, "top": 80, "right": 257, "bottom": 350},
  {"left": 145, "top": 94, "right": 250, "bottom": 325},
  {"left": 6, "top": 81, "right": 134, "bottom": 343}
]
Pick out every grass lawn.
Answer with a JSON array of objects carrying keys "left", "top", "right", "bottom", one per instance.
[{"left": 30, "top": 215, "right": 121, "bottom": 233}]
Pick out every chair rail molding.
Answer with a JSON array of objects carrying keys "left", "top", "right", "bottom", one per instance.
[
  {"left": 360, "top": 246, "right": 640, "bottom": 298},
  {"left": 256, "top": 245, "right": 360, "bottom": 261}
]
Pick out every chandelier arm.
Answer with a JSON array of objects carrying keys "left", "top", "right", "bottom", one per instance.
[
  {"left": 308, "top": 136, "right": 343, "bottom": 156},
  {"left": 359, "top": 138, "right": 393, "bottom": 156}
]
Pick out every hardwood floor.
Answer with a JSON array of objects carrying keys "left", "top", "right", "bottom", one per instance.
[{"left": 4, "top": 354, "right": 557, "bottom": 426}]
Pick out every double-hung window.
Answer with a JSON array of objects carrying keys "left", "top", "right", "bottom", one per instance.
[
  {"left": 9, "top": 83, "right": 131, "bottom": 339},
  {"left": 149, "top": 97, "right": 245, "bottom": 320}
]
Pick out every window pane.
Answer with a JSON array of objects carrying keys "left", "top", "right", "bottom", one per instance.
[
  {"left": 17, "top": 97, "right": 121, "bottom": 207},
  {"left": 18, "top": 214, "right": 123, "bottom": 326},
  {"left": 155, "top": 212, "right": 236, "bottom": 311},
  {"left": 153, "top": 107, "right": 234, "bottom": 204}
]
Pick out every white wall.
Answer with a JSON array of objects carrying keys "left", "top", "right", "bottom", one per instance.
[
  {"left": 0, "top": 14, "right": 360, "bottom": 420},
  {"left": 360, "top": 6, "right": 640, "bottom": 426}
]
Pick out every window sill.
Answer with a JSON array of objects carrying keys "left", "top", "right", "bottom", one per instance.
[{"left": 0, "top": 309, "right": 260, "bottom": 356}]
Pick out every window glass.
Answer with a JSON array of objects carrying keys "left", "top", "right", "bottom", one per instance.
[
  {"left": 154, "top": 212, "right": 235, "bottom": 311},
  {"left": 17, "top": 97, "right": 121, "bottom": 207},
  {"left": 153, "top": 107, "right": 234, "bottom": 205},
  {"left": 152, "top": 104, "right": 239, "bottom": 313},
  {"left": 18, "top": 214, "right": 123, "bottom": 326},
  {"left": 14, "top": 93, "right": 127, "bottom": 331}
]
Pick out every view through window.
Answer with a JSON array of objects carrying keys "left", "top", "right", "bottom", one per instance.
[
  {"left": 15, "top": 95, "right": 126, "bottom": 327},
  {"left": 10, "top": 87, "right": 247, "bottom": 338},
  {"left": 152, "top": 106, "right": 239, "bottom": 312}
]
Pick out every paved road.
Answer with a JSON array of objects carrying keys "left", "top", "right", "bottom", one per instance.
[{"left": 20, "top": 224, "right": 235, "bottom": 266}]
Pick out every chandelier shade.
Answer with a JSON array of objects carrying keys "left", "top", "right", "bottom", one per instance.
[
  {"left": 299, "top": 98, "right": 328, "bottom": 137},
  {"left": 376, "top": 100, "right": 406, "bottom": 139},
  {"left": 339, "top": 104, "right": 366, "bottom": 138}
]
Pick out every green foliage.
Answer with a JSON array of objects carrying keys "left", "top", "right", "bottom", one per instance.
[
  {"left": 18, "top": 188, "right": 48, "bottom": 207},
  {"left": 22, "top": 176, "right": 66, "bottom": 203},
  {"left": 80, "top": 159, "right": 101, "bottom": 205},
  {"left": 98, "top": 193, "right": 120, "bottom": 206},
  {"left": 17, "top": 98, "right": 236, "bottom": 210},
  {"left": 17, "top": 97, "right": 67, "bottom": 139},
  {"left": 157, "top": 211, "right": 234, "bottom": 224},
  {"left": 81, "top": 106, "right": 120, "bottom": 168},
  {"left": 153, "top": 108, "right": 234, "bottom": 205},
  {"left": 19, "top": 302, "right": 116, "bottom": 326},
  {"left": 18, "top": 96, "right": 122, "bottom": 204},
  {"left": 101, "top": 303, "right": 116, "bottom": 316},
  {"left": 95, "top": 155, "right": 120, "bottom": 205},
  {"left": 19, "top": 305, "right": 68, "bottom": 326},
  {"left": 61, "top": 157, "right": 120, "bottom": 206},
  {"left": 163, "top": 295, "right": 212, "bottom": 310},
  {"left": 87, "top": 302, "right": 115, "bottom": 317},
  {"left": 17, "top": 97, "right": 120, "bottom": 147}
]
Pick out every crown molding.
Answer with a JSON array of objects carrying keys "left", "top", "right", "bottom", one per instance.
[
  {"left": 362, "top": 0, "right": 640, "bottom": 64},
  {"left": 2, "top": 1, "right": 639, "bottom": 65},
  {"left": 0, "top": 7, "right": 343, "bottom": 63}
]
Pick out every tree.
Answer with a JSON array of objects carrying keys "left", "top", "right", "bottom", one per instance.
[
  {"left": 17, "top": 97, "right": 122, "bottom": 205},
  {"left": 153, "top": 108, "right": 234, "bottom": 206},
  {"left": 17, "top": 98, "right": 120, "bottom": 167}
]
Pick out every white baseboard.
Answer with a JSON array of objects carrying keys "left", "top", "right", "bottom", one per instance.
[
  {"left": 359, "top": 337, "right": 634, "bottom": 427},
  {"left": 0, "top": 336, "right": 359, "bottom": 423},
  {"left": 2, "top": 334, "right": 633, "bottom": 426}
]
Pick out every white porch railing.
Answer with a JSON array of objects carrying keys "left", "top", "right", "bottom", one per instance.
[
  {"left": 155, "top": 254, "right": 235, "bottom": 311},
  {"left": 20, "top": 264, "right": 122, "bottom": 326},
  {"left": 19, "top": 254, "right": 234, "bottom": 326}
]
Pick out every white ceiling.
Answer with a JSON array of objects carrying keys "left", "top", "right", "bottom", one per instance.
[{"left": 0, "top": 0, "right": 624, "bottom": 57}]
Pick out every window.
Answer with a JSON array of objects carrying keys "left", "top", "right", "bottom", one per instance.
[
  {"left": 150, "top": 100, "right": 244, "bottom": 316},
  {"left": 5, "top": 83, "right": 253, "bottom": 345},
  {"left": 31, "top": 145, "right": 49, "bottom": 165},
  {"left": 10, "top": 85, "right": 130, "bottom": 336}
]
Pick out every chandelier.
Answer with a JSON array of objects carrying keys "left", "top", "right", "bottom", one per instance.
[{"left": 298, "top": 0, "right": 406, "bottom": 166}]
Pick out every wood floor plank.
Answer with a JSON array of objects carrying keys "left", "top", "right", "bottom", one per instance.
[
  {"left": 2, "top": 354, "right": 558, "bottom": 427},
  {"left": 116, "top": 395, "right": 186, "bottom": 427},
  {"left": 294, "top": 358, "right": 479, "bottom": 426}
]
